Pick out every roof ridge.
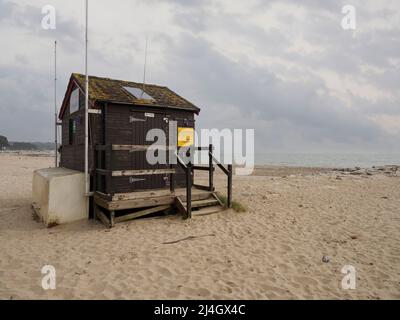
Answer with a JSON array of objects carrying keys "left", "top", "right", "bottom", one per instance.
[{"left": 72, "top": 73, "right": 167, "bottom": 89}]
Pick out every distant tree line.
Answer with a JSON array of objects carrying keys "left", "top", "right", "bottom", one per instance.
[
  {"left": 0, "top": 135, "right": 9, "bottom": 149},
  {"left": 0, "top": 135, "right": 55, "bottom": 151}
]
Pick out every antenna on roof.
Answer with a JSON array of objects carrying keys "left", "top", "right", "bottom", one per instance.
[
  {"left": 142, "top": 35, "right": 148, "bottom": 98},
  {"left": 54, "top": 40, "right": 58, "bottom": 167}
]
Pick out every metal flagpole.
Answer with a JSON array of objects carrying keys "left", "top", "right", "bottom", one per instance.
[
  {"left": 84, "top": 0, "right": 90, "bottom": 198},
  {"left": 54, "top": 40, "right": 58, "bottom": 167},
  {"left": 142, "top": 36, "right": 148, "bottom": 97}
]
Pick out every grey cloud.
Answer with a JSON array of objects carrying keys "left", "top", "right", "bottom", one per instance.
[
  {"left": 158, "top": 32, "right": 396, "bottom": 151},
  {"left": 1, "top": 0, "right": 83, "bottom": 53}
]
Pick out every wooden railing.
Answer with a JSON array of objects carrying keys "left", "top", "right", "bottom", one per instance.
[
  {"left": 175, "top": 152, "right": 192, "bottom": 218},
  {"left": 192, "top": 144, "right": 233, "bottom": 209}
]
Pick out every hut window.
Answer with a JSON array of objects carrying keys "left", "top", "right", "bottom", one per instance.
[
  {"left": 70, "top": 88, "right": 79, "bottom": 114},
  {"left": 68, "top": 119, "right": 76, "bottom": 145}
]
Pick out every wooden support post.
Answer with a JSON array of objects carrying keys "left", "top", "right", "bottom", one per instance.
[
  {"left": 209, "top": 144, "right": 214, "bottom": 192},
  {"left": 227, "top": 164, "right": 233, "bottom": 208},
  {"left": 93, "top": 201, "right": 99, "bottom": 221},
  {"left": 110, "top": 210, "right": 115, "bottom": 228},
  {"left": 186, "top": 162, "right": 192, "bottom": 219}
]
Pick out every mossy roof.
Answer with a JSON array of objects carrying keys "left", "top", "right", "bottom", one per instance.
[{"left": 59, "top": 73, "right": 200, "bottom": 118}]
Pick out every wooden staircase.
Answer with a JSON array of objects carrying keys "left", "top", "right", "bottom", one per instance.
[
  {"left": 172, "top": 144, "right": 232, "bottom": 219},
  {"left": 92, "top": 143, "right": 232, "bottom": 227},
  {"left": 175, "top": 191, "right": 225, "bottom": 218}
]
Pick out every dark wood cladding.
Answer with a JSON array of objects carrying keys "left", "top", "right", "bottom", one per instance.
[
  {"left": 60, "top": 91, "right": 196, "bottom": 194},
  {"left": 60, "top": 83, "right": 103, "bottom": 172}
]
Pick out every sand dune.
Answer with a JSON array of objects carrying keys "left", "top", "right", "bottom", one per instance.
[{"left": 0, "top": 154, "right": 399, "bottom": 299}]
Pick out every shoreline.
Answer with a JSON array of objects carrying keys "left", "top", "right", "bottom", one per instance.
[{"left": 1, "top": 151, "right": 399, "bottom": 172}]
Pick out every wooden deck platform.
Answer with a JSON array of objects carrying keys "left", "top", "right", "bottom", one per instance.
[
  {"left": 93, "top": 187, "right": 225, "bottom": 228},
  {"left": 94, "top": 188, "right": 212, "bottom": 210}
]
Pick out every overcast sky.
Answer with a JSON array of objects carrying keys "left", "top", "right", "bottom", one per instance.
[{"left": 0, "top": 0, "right": 399, "bottom": 153}]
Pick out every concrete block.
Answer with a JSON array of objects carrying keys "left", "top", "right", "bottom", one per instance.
[{"left": 32, "top": 167, "right": 87, "bottom": 227}]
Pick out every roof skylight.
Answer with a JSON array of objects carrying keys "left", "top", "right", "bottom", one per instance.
[{"left": 123, "top": 86, "right": 155, "bottom": 101}]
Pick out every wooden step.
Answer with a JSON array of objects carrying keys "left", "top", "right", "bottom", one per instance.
[
  {"left": 174, "top": 192, "right": 225, "bottom": 219},
  {"left": 179, "top": 192, "right": 213, "bottom": 202},
  {"left": 192, "top": 205, "right": 225, "bottom": 216},
  {"left": 182, "top": 198, "right": 219, "bottom": 208}
]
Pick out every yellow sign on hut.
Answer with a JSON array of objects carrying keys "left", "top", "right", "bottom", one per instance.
[{"left": 177, "top": 127, "right": 194, "bottom": 147}]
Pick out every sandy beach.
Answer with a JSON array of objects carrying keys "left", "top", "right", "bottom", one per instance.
[{"left": 0, "top": 153, "right": 399, "bottom": 300}]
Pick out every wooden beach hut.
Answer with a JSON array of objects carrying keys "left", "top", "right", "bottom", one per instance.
[{"left": 58, "top": 73, "right": 232, "bottom": 227}]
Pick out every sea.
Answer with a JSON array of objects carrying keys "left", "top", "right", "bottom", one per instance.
[{"left": 254, "top": 153, "right": 400, "bottom": 168}]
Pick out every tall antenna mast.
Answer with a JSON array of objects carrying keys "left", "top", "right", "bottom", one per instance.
[
  {"left": 84, "top": 0, "right": 89, "bottom": 197},
  {"left": 142, "top": 36, "right": 148, "bottom": 97},
  {"left": 54, "top": 40, "right": 58, "bottom": 167}
]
